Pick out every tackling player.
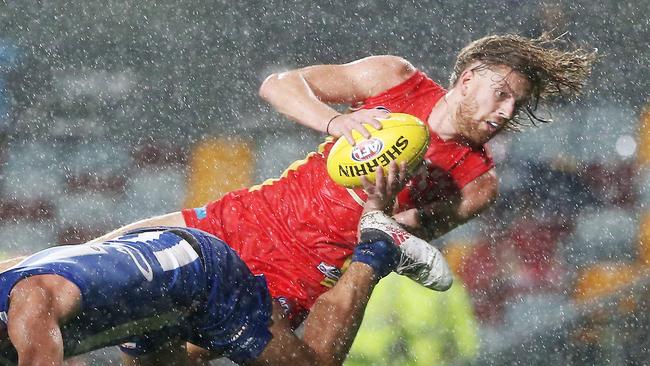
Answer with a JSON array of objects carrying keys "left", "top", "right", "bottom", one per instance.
[{"left": 0, "top": 165, "right": 413, "bottom": 366}]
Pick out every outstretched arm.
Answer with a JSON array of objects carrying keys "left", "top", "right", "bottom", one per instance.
[
  {"left": 300, "top": 262, "right": 382, "bottom": 365},
  {"left": 253, "top": 262, "right": 380, "bottom": 366},
  {"left": 259, "top": 55, "right": 416, "bottom": 144}
]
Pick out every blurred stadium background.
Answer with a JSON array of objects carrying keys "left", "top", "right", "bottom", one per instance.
[{"left": 0, "top": 0, "right": 648, "bottom": 364}]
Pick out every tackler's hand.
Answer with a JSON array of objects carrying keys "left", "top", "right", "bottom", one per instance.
[{"left": 360, "top": 160, "right": 408, "bottom": 215}]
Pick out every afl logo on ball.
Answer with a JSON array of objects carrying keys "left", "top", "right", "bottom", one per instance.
[{"left": 351, "top": 138, "right": 383, "bottom": 162}]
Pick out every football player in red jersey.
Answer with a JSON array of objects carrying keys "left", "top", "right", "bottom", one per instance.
[
  {"left": 257, "top": 34, "right": 595, "bottom": 242},
  {"left": 93, "top": 34, "right": 594, "bottom": 322},
  {"left": 0, "top": 34, "right": 595, "bottom": 365}
]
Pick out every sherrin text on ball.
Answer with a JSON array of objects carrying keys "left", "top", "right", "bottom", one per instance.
[{"left": 326, "top": 113, "right": 429, "bottom": 187}]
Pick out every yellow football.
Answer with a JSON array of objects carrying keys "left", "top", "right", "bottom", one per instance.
[{"left": 326, "top": 113, "right": 430, "bottom": 188}]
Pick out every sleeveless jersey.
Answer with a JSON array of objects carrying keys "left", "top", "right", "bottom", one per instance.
[
  {"left": 183, "top": 70, "right": 494, "bottom": 323},
  {"left": 0, "top": 228, "right": 272, "bottom": 364}
]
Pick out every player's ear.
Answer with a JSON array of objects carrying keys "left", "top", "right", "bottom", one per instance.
[{"left": 458, "top": 68, "right": 475, "bottom": 97}]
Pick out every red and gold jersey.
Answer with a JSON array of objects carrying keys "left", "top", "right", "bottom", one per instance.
[{"left": 182, "top": 70, "right": 494, "bottom": 323}]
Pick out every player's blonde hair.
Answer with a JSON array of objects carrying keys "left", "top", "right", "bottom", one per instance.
[{"left": 450, "top": 33, "right": 597, "bottom": 128}]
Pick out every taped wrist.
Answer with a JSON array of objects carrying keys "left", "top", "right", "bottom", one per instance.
[{"left": 351, "top": 240, "right": 399, "bottom": 279}]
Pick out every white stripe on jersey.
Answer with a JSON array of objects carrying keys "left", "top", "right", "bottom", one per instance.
[
  {"left": 153, "top": 239, "right": 200, "bottom": 272},
  {"left": 16, "top": 245, "right": 109, "bottom": 268}
]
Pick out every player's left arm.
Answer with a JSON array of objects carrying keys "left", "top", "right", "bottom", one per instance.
[{"left": 392, "top": 169, "right": 499, "bottom": 241}]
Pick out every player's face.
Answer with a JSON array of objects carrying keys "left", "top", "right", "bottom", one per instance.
[{"left": 456, "top": 65, "right": 532, "bottom": 145}]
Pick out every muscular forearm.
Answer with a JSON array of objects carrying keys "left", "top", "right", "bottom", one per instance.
[
  {"left": 16, "top": 339, "right": 63, "bottom": 366},
  {"left": 301, "top": 263, "right": 378, "bottom": 365},
  {"left": 258, "top": 57, "right": 417, "bottom": 144},
  {"left": 13, "top": 321, "right": 66, "bottom": 366},
  {"left": 259, "top": 71, "right": 340, "bottom": 132},
  {"left": 392, "top": 185, "right": 497, "bottom": 241},
  {"left": 256, "top": 165, "right": 402, "bottom": 366}
]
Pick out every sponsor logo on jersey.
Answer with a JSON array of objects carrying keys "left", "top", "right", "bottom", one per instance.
[
  {"left": 318, "top": 258, "right": 353, "bottom": 288},
  {"left": 339, "top": 136, "right": 409, "bottom": 177},
  {"left": 317, "top": 262, "right": 342, "bottom": 280},
  {"left": 318, "top": 261, "right": 342, "bottom": 288},
  {"left": 351, "top": 138, "right": 384, "bottom": 162},
  {"left": 276, "top": 296, "right": 292, "bottom": 315},
  {"left": 193, "top": 207, "right": 207, "bottom": 220}
]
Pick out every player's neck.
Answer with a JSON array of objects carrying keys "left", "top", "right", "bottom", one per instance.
[{"left": 427, "top": 90, "right": 461, "bottom": 141}]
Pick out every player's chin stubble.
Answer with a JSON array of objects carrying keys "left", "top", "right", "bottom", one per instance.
[{"left": 456, "top": 98, "right": 486, "bottom": 145}]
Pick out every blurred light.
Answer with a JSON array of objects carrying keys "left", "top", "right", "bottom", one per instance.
[{"left": 615, "top": 135, "right": 636, "bottom": 157}]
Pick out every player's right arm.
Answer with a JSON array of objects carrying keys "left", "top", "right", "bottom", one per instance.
[{"left": 259, "top": 55, "right": 416, "bottom": 144}]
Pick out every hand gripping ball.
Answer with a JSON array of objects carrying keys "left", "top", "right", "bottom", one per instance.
[{"left": 326, "top": 113, "right": 429, "bottom": 188}]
